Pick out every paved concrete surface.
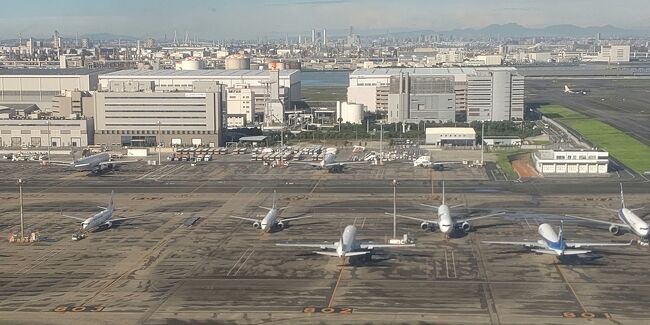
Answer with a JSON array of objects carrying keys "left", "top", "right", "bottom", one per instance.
[{"left": 0, "top": 160, "right": 648, "bottom": 325}]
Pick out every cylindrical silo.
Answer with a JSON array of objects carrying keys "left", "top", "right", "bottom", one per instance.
[
  {"left": 225, "top": 54, "right": 251, "bottom": 70},
  {"left": 180, "top": 59, "right": 203, "bottom": 70},
  {"left": 341, "top": 102, "right": 364, "bottom": 124}
]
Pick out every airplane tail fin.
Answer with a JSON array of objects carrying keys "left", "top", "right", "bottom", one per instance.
[
  {"left": 564, "top": 85, "right": 570, "bottom": 92},
  {"left": 558, "top": 220, "right": 565, "bottom": 244},
  {"left": 620, "top": 183, "right": 626, "bottom": 209},
  {"left": 272, "top": 190, "right": 277, "bottom": 209},
  {"left": 441, "top": 181, "right": 446, "bottom": 206}
]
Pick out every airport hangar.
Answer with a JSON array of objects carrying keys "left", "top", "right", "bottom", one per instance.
[{"left": 0, "top": 68, "right": 114, "bottom": 111}]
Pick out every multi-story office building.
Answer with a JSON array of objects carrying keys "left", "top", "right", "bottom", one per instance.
[
  {"left": 93, "top": 81, "right": 224, "bottom": 147},
  {"left": 387, "top": 73, "right": 456, "bottom": 123},
  {"left": 348, "top": 67, "right": 524, "bottom": 122},
  {"left": 226, "top": 85, "right": 256, "bottom": 127}
]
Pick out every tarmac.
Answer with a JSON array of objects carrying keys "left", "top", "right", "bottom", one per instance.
[{"left": 0, "top": 158, "right": 649, "bottom": 325}]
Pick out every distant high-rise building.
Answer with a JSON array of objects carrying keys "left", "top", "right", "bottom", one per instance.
[
  {"left": 323, "top": 29, "right": 327, "bottom": 46},
  {"left": 81, "top": 38, "right": 91, "bottom": 49},
  {"left": 144, "top": 38, "right": 156, "bottom": 49},
  {"left": 52, "top": 30, "right": 62, "bottom": 49}
]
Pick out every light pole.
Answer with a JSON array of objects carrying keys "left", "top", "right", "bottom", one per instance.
[
  {"left": 46, "top": 120, "right": 51, "bottom": 164},
  {"left": 392, "top": 179, "right": 398, "bottom": 239},
  {"left": 481, "top": 121, "right": 485, "bottom": 167},
  {"left": 379, "top": 121, "right": 384, "bottom": 154},
  {"left": 157, "top": 121, "right": 161, "bottom": 166},
  {"left": 18, "top": 178, "right": 24, "bottom": 240}
]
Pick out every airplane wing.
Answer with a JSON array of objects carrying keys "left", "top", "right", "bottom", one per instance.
[
  {"left": 359, "top": 243, "right": 415, "bottom": 249},
  {"left": 60, "top": 214, "right": 86, "bottom": 221},
  {"left": 48, "top": 161, "right": 73, "bottom": 166},
  {"left": 276, "top": 242, "right": 337, "bottom": 250},
  {"left": 385, "top": 212, "right": 438, "bottom": 225},
  {"left": 566, "top": 240, "right": 633, "bottom": 248},
  {"left": 559, "top": 249, "right": 592, "bottom": 255},
  {"left": 324, "top": 161, "right": 367, "bottom": 167},
  {"left": 481, "top": 240, "right": 544, "bottom": 248},
  {"left": 99, "top": 160, "right": 139, "bottom": 166},
  {"left": 109, "top": 215, "right": 150, "bottom": 222},
  {"left": 279, "top": 215, "right": 312, "bottom": 223},
  {"left": 564, "top": 214, "right": 630, "bottom": 229},
  {"left": 229, "top": 216, "right": 260, "bottom": 223},
  {"left": 457, "top": 212, "right": 506, "bottom": 224},
  {"left": 432, "top": 161, "right": 463, "bottom": 165},
  {"left": 289, "top": 161, "right": 322, "bottom": 167},
  {"left": 420, "top": 203, "right": 440, "bottom": 209}
]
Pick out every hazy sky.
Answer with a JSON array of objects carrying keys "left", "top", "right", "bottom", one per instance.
[{"left": 0, "top": 0, "right": 647, "bottom": 39}]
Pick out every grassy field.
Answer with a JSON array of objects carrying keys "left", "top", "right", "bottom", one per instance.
[
  {"left": 495, "top": 150, "right": 531, "bottom": 179},
  {"left": 301, "top": 86, "right": 347, "bottom": 103},
  {"left": 539, "top": 105, "right": 650, "bottom": 174}
]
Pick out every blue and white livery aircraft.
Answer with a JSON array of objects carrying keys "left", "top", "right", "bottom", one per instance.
[
  {"left": 565, "top": 184, "right": 648, "bottom": 242},
  {"left": 482, "top": 221, "right": 631, "bottom": 256}
]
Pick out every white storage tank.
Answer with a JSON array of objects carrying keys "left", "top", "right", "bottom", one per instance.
[
  {"left": 225, "top": 54, "right": 251, "bottom": 70},
  {"left": 176, "top": 58, "right": 204, "bottom": 70},
  {"left": 337, "top": 102, "right": 364, "bottom": 124}
]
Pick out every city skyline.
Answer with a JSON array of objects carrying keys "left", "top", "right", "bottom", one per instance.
[{"left": 0, "top": 0, "right": 648, "bottom": 40}]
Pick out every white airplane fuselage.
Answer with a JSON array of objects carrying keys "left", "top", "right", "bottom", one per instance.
[
  {"left": 74, "top": 152, "right": 111, "bottom": 171},
  {"left": 82, "top": 207, "right": 114, "bottom": 231},
  {"left": 320, "top": 153, "right": 337, "bottom": 169},
  {"left": 437, "top": 205, "right": 453, "bottom": 234},
  {"left": 259, "top": 208, "right": 281, "bottom": 232},
  {"left": 336, "top": 225, "right": 358, "bottom": 258},
  {"left": 538, "top": 223, "right": 566, "bottom": 255},
  {"left": 618, "top": 208, "right": 650, "bottom": 238}
]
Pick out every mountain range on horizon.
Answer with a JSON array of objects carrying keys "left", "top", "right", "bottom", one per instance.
[{"left": 1, "top": 23, "right": 647, "bottom": 42}]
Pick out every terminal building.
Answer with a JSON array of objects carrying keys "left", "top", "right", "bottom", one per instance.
[
  {"left": 93, "top": 81, "right": 224, "bottom": 147},
  {"left": 348, "top": 67, "right": 524, "bottom": 122},
  {"left": 533, "top": 149, "right": 609, "bottom": 175},
  {"left": 0, "top": 68, "right": 113, "bottom": 110},
  {"left": 425, "top": 127, "right": 476, "bottom": 146}
]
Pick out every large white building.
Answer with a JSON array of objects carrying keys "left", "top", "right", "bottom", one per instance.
[
  {"left": 348, "top": 67, "right": 524, "bottom": 122},
  {"left": 0, "top": 68, "right": 112, "bottom": 110},
  {"left": 533, "top": 149, "right": 609, "bottom": 175},
  {"left": 425, "top": 127, "right": 476, "bottom": 146},
  {"left": 98, "top": 69, "right": 301, "bottom": 117}
]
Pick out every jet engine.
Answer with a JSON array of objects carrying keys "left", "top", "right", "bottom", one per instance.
[
  {"left": 461, "top": 222, "right": 471, "bottom": 232},
  {"left": 253, "top": 222, "right": 261, "bottom": 229},
  {"left": 277, "top": 221, "right": 285, "bottom": 229},
  {"left": 421, "top": 222, "right": 433, "bottom": 231},
  {"left": 103, "top": 221, "right": 113, "bottom": 229},
  {"left": 609, "top": 224, "right": 620, "bottom": 235}
]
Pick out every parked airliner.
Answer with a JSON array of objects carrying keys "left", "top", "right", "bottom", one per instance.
[
  {"left": 60, "top": 191, "right": 141, "bottom": 232},
  {"left": 482, "top": 221, "right": 632, "bottom": 256},
  {"left": 230, "top": 191, "right": 311, "bottom": 232},
  {"left": 565, "top": 184, "right": 648, "bottom": 242},
  {"left": 50, "top": 152, "right": 138, "bottom": 174},
  {"left": 289, "top": 148, "right": 366, "bottom": 173},
  {"left": 392, "top": 182, "right": 505, "bottom": 236},
  {"left": 276, "top": 225, "right": 414, "bottom": 262}
]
